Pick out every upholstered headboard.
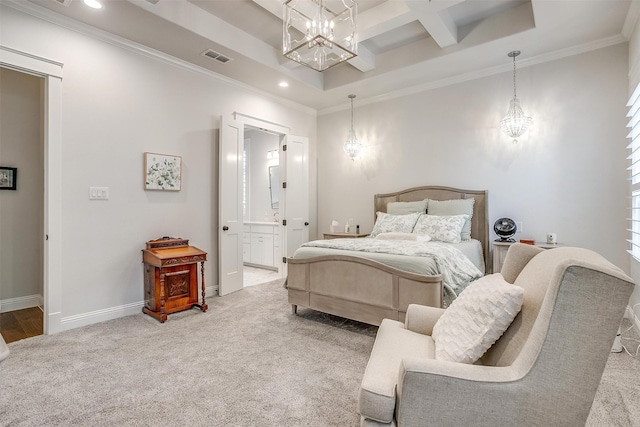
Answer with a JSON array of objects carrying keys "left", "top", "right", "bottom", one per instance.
[{"left": 374, "top": 186, "right": 489, "bottom": 273}]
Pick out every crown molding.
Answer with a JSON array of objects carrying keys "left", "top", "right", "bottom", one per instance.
[
  {"left": 319, "top": 34, "right": 628, "bottom": 116},
  {"left": 1, "top": 0, "right": 317, "bottom": 117}
]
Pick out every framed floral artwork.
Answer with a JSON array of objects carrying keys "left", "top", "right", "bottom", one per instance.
[{"left": 144, "top": 152, "right": 181, "bottom": 191}]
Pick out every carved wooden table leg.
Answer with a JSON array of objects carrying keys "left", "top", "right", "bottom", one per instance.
[
  {"left": 159, "top": 267, "right": 167, "bottom": 323},
  {"left": 199, "top": 261, "right": 208, "bottom": 312}
]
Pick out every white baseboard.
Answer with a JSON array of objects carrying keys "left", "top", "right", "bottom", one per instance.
[
  {"left": 60, "top": 301, "right": 144, "bottom": 331},
  {"left": 0, "top": 294, "right": 42, "bottom": 313},
  {"left": 59, "top": 285, "right": 218, "bottom": 332}
]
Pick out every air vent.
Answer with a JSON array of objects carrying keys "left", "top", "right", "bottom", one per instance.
[
  {"left": 201, "top": 49, "right": 233, "bottom": 64},
  {"left": 52, "top": 0, "right": 73, "bottom": 6}
]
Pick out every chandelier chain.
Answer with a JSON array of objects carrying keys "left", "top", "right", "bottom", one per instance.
[{"left": 512, "top": 54, "right": 517, "bottom": 100}]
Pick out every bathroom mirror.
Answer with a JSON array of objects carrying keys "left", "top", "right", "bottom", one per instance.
[{"left": 269, "top": 165, "right": 279, "bottom": 209}]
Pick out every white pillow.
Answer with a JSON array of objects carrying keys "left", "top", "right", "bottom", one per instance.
[
  {"left": 375, "top": 232, "right": 431, "bottom": 242},
  {"left": 431, "top": 273, "right": 524, "bottom": 364},
  {"left": 387, "top": 200, "right": 428, "bottom": 215},
  {"left": 370, "top": 211, "right": 421, "bottom": 238},
  {"left": 412, "top": 214, "right": 468, "bottom": 243},
  {"left": 428, "top": 198, "right": 475, "bottom": 240}
]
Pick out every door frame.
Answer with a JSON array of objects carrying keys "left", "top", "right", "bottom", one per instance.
[
  {"left": 233, "top": 112, "right": 290, "bottom": 279},
  {"left": 0, "top": 46, "right": 63, "bottom": 334}
]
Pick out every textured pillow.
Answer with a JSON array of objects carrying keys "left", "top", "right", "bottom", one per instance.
[
  {"left": 375, "top": 232, "right": 431, "bottom": 242},
  {"left": 370, "top": 211, "right": 422, "bottom": 238},
  {"left": 412, "top": 214, "right": 468, "bottom": 244},
  {"left": 387, "top": 200, "right": 428, "bottom": 215},
  {"left": 427, "top": 198, "right": 475, "bottom": 240},
  {"left": 432, "top": 273, "right": 524, "bottom": 364}
]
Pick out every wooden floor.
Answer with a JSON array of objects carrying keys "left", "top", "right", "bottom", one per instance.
[{"left": 0, "top": 307, "right": 43, "bottom": 343}]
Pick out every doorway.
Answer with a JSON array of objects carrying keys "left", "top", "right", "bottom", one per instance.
[
  {"left": 0, "top": 67, "right": 45, "bottom": 342},
  {"left": 218, "top": 114, "right": 309, "bottom": 296},
  {"left": 242, "top": 127, "right": 282, "bottom": 287}
]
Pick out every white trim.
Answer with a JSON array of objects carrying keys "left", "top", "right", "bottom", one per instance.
[
  {"left": 0, "top": 44, "right": 64, "bottom": 335},
  {"left": 0, "top": 46, "right": 63, "bottom": 79},
  {"left": 0, "top": 294, "right": 42, "bottom": 313},
  {"left": 623, "top": 1, "right": 640, "bottom": 41},
  {"left": 61, "top": 302, "right": 144, "bottom": 331},
  {"left": 234, "top": 113, "right": 291, "bottom": 135},
  {"left": 58, "top": 284, "right": 218, "bottom": 330}
]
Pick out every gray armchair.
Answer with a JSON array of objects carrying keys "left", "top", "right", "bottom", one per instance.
[{"left": 358, "top": 243, "right": 634, "bottom": 426}]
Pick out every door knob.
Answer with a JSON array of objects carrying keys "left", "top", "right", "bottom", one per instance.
[
  {"left": 304, "top": 222, "right": 309, "bottom": 226},
  {"left": 222, "top": 226, "right": 229, "bottom": 231}
]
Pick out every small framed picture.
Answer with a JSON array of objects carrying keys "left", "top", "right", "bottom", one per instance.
[
  {"left": 0, "top": 167, "right": 17, "bottom": 190},
  {"left": 144, "top": 152, "right": 182, "bottom": 191}
]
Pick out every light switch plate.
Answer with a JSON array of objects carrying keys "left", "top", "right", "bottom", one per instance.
[{"left": 89, "top": 187, "right": 109, "bottom": 200}]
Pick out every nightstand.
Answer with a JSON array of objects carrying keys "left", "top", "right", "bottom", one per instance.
[
  {"left": 323, "top": 232, "right": 369, "bottom": 239},
  {"left": 493, "top": 241, "right": 562, "bottom": 273}
]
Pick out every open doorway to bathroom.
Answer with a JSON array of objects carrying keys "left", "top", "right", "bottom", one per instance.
[
  {"left": 242, "top": 127, "right": 281, "bottom": 287},
  {"left": 0, "top": 67, "right": 45, "bottom": 343}
]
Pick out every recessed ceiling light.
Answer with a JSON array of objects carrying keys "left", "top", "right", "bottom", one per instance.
[
  {"left": 83, "top": 0, "right": 103, "bottom": 9},
  {"left": 278, "top": 81, "right": 289, "bottom": 88}
]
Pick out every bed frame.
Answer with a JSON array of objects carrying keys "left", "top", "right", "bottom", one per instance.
[{"left": 287, "top": 186, "right": 489, "bottom": 326}]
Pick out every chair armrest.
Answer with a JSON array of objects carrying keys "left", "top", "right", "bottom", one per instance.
[
  {"left": 404, "top": 304, "right": 446, "bottom": 335},
  {"left": 501, "top": 243, "right": 544, "bottom": 283},
  {"left": 396, "top": 357, "right": 524, "bottom": 425}
]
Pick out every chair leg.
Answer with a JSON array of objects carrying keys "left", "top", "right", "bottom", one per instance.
[{"left": 291, "top": 304, "right": 297, "bottom": 315}]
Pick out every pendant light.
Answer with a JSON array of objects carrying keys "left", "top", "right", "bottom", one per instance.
[
  {"left": 343, "top": 94, "right": 362, "bottom": 160},
  {"left": 500, "top": 51, "right": 532, "bottom": 144},
  {"left": 283, "top": 0, "right": 358, "bottom": 72}
]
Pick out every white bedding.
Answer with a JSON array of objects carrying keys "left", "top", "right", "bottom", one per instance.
[{"left": 295, "top": 238, "right": 484, "bottom": 306}]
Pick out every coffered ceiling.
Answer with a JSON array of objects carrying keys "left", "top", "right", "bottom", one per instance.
[{"left": 15, "top": 0, "right": 637, "bottom": 110}]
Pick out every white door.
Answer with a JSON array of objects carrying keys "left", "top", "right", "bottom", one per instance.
[
  {"left": 218, "top": 116, "right": 244, "bottom": 296},
  {"left": 281, "top": 135, "right": 309, "bottom": 274}
]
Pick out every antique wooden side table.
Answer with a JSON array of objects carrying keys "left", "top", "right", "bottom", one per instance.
[{"left": 142, "top": 237, "right": 208, "bottom": 323}]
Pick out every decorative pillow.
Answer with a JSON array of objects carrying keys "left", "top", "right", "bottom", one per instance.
[
  {"left": 412, "top": 214, "right": 468, "bottom": 244},
  {"left": 431, "top": 273, "right": 524, "bottom": 364},
  {"left": 375, "top": 232, "right": 431, "bottom": 242},
  {"left": 370, "top": 211, "right": 421, "bottom": 238},
  {"left": 387, "top": 199, "right": 428, "bottom": 215},
  {"left": 427, "top": 198, "right": 475, "bottom": 240}
]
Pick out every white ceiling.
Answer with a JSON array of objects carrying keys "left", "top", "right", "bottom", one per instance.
[{"left": 17, "top": 0, "right": 637, "bottom": 111}]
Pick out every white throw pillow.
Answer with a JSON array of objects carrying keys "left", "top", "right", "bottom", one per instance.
[
  {"left": 431, "top": 273, "right": 524, "bottom": 364},
  {"left": 412, "top": 214, "right": 468, "bottom": 244},
  {"left": 387, "top": 200, "right": 428, "bottom": 215},
  {"left": 375, "top": 232, "right": 431, "bottom": 242},
  {"left": 370, "top": 211, "right": 422, "bottom": 238},
  {"left": 427, "top": 198, "right": 475, "bottom": 241}
]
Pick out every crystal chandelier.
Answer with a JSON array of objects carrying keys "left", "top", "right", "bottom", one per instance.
[
  {"left": 500, "top": 51, "right": 532, "bottom": 144},
  {"left": 343, "top": 94, "right": 362, "bottom": 159},
  {"left": 283, "top": 0, "right": 358, "bottom": 72}
]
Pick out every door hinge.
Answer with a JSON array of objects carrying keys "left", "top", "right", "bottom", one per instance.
[
  {"left": 282, "top": 182, "right": 287, "bottom": 189},
  {"left": 282, "top": 219, "right": 287, "bottom": 226},
  {"left": 282, "top": 257, "right": 287, "bottom": 263},
  {"left": 282, "top": 144, "right": 287, "bottom": 151}
]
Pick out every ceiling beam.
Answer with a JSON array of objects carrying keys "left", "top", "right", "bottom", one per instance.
[{"left": 407, "top": 0, "right": 465, "bottom": 48}]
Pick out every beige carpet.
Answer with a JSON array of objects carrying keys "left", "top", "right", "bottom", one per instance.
[{"left": 0, "top": 279, "right": 638, "bottom": 426}]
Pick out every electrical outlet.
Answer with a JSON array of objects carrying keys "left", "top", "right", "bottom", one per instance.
[
  {"left": 516, "top": 222, "right": 523, "bottom": 233},
  {"left": 89, "top": 187, "right": 109, "bottom": 200}
]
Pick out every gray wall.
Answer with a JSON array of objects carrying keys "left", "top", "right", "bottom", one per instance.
[
  {"left": 317, "top": 44, "right": 629, "bottom": 273},
  {"left": 1, "top": 5, "right": 317, "bottom": 326},
  {"left": 0, "top": 67, "right": 44, "bottom": 310}
]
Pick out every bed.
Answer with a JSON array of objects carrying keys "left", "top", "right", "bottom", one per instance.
[{"left": 286, "top": 186, "right": 489, "bottom": 326}]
